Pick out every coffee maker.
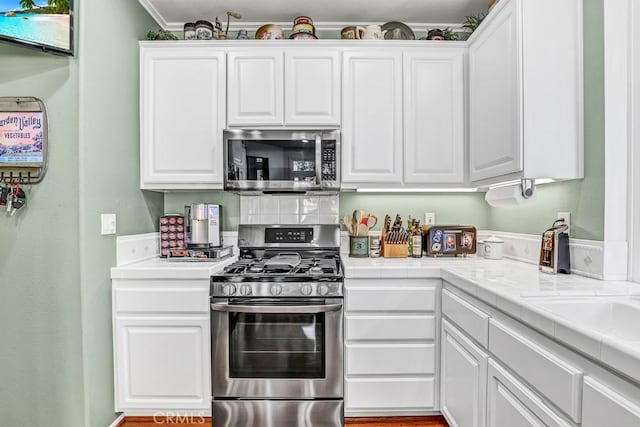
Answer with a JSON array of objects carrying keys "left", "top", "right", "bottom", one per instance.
[{"left": 185, "top": 203, "right": 222, "bottom": 248}]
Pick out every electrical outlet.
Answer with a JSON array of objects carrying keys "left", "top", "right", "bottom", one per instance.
[
  {"left": 557, "top": 211, "right": 571, "bottom": 236},
  {"left": 425, "top": 212, "right": 435, "bottom": 226},
  {"left": 101, "top": 213, "right": 117, "bottom": 235}
]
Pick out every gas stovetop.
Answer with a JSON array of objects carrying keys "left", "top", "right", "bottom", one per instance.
[
  {"left": 211, "top": 224, "right": 343, "bottom": 297},
  {"left": 214, "top": 250, "right": 342, "bottom": 281}
]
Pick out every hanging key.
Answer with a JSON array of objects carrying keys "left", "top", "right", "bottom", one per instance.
[
  {"left": 6, "top": 184, "right": 13, "bottom": 212},
  {"left": 11, "top": 186, "right": 26, "bottom": 214},
  {"left": 0, "top": 185, "right": 7, "bottom": 206}
]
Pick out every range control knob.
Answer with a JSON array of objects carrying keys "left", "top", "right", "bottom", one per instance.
[
  {"left": 270, "top": 284, "right": 283, "bottom": 296},
  {"left": 300, "top": 284, "right": 313, "bottom": 296},
  {"left": 317, "top": 285, "right": 329, "bottom": 296},
  {"left": 222, "top": 284, "right": 237, "bottom": 296},
  {"left": 239, "top": 285, "right": 253, "bottom": 296}
]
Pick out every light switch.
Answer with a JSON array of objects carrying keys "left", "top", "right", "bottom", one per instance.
[{"left": 101, "top": 213, "right": 117, "bottom": 235}]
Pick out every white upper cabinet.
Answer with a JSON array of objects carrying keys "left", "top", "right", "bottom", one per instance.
[
  {"left": 284, "top": 49, "right": 341, "bottom": 125},
  {"left": 468, "top": 0, "right": 521, "bottom": 182},
  {"left": 468, "top": 0, "right": 583, "bottom": 184},
  {"left": 227, "top": 48, "right": 340, "bottom": 126},
  {"left": 404, "top": 48, "right": 465, "bottom": 184},
  {"left": 227, "top": 50, "right": 284, "bottom": 126},
  {"left": 342, "top": 50, "right": 403, "bottom": 185},
  {"left": 140, "top": 44, "right": 225, "bottom": 190}
]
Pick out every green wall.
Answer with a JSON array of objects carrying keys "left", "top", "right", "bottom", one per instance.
[
  {"left": 486, "top": 0, "right": 604, "bottom": 240},
  {"left": 0, "top": 1, "right": 163, "bottom": 426},
  {"left": 0, "top": 46, "right": 85, "bottom": 426},
  {"left": 339, "top": 193, "right": 489, "bottom": 230},
  {"left": 78, "top": 1, "right": 163, "bottom": 427}
]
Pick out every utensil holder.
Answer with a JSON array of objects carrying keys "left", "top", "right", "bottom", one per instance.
[{"left": 349, "top": 235, "right": 369, "bottom": 257}]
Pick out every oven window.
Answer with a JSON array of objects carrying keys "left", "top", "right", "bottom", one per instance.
[
  {"left": 229, "top": 311, "right": 325, "bottom": 379},
  {"left": 227, "top": 139, "right": 316, "bottom": 182}
]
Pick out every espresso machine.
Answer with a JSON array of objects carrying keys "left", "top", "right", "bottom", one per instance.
[{"left": 185, "top": 203, "right": 222, "bottom": 248}]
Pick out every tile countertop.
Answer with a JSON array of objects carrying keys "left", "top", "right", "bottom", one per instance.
[
  {"left": 110, "top": 255, "right": 237, "bottom": 280},
  {"left": 343, "top": 255, "right": 640, "bottom": 383}
]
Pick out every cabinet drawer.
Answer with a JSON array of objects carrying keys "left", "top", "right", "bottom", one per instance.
[
  {"left": 346, "top": 377, "right": 435, "bottom": 410},
  {"left": 114, "top": 287, "right": 208, "bottom": 313},
  {"left": 442, "top": 289, "right": 490, "bottom": 347},
  {"left": 347, "top": 343, "right": 435, "bottom": 375},
  {"left": 487, "top": 359, "right": 573, "bottom": 427},
  {"left": 346, "top": 315, "right": 435, "bottom": 341},
  {"left": 347, "top": 286, "right": 436, "bottom": 312},
  {"left": 489, "top": 320, "right": 583, "bottom": 423},
  {"left": 582, "top": 377, "right": 640, "bottom": 427}
]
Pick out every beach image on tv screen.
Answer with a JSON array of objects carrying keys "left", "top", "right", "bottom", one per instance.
[
  {"left": 0, "top": 0, "right": 70, "bottom": 51},
  {"left": 0, "top": 112, "right": 44, "bottom": 165}
]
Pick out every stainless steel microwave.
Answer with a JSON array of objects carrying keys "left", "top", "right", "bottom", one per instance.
[{"left": 224, "top": 129, "right": 340, "bottom": 192}]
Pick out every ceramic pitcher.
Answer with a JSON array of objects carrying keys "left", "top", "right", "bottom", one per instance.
[{"left": 360, "top": 25, "right": 387, "bottom": 40}]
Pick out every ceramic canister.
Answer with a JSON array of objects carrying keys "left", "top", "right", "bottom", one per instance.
[
  {"left": 292, "top": 23, "right": 315, "bottom": 35},
  {"left": 349, "top": 236, "right": 369, "bottom": 258},
  {"left": 482, "top": 236, "right": 504, "bottom": 260},
  {"left": 184, "top": 22, "right": 196, "bottom": 40},
  {"left": 341, "top": 26, "right": 362, "bottom": 39},
  {"left": 293, "top": 16, "right": 313, "bottom": 26}
]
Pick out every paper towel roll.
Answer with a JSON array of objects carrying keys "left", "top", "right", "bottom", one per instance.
[{"left": 485, "top": 183, "right": 536, "bottom": 207}]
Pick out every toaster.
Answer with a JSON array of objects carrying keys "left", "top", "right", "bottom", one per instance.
[
  {"left": 423, "top": 225, "right": 477, "bottom": 257},
  {"left": 539, "top": 219, "right": 571, "bottom": 274}
]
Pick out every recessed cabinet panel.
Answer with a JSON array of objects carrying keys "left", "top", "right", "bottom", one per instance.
[
  {"left": 115, "top": 317, "right": 210, "bottom": 410},
  {"left": 227, "top": 51, "right": 284, "bottom": 125},
  {"left": 404, "top": 49, "right": 465, "bottom": 184},
  {"left": 140, "top": 46, "right": 225, "bottom": 188},
  {"left": 347, "top": 343, "right": 435, "bottom": 375},
  {"left": 469, "top": 0, "right": 522, "bottom": 182},
  {"left": 489, "top": 320, "right": 583, "bottom": 422},
  {"left": 342, "top": 51, "right": 403, "bottom": 184},
  {"left": 284, "top": 50, "right": 340, "bottom": 125},
  {"left": 440, "top": 319, "right": 488, "bottom": 427},
  {"left": 346, "top": 378, "right": 435, "bottom": 411},
  {"left": 346, "top": 315, "right": 435, "bottom": 341},
  {"left": 582, "top": 377, "right": 640, "bottom": 427},
  {"left": 346, "top": 286, "right": 437, "bottom": 312},
  {"left": 487, "top": 359, "right": 573, "bottom": 427}
]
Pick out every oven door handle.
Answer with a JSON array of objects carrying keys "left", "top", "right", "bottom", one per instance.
[{"left": 210, "top": 302, "right": 342, "bottom": 314}]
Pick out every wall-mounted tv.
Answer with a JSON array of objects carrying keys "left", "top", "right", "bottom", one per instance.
[{"left": 0, "top": 0, "right": 73, "bottom": 56}]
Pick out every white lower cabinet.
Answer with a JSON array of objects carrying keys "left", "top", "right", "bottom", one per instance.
[
  {"left": 582, "top": 377, "right": 640, "bottom": 427},
  {"left": 441, "top": 282, "right": 640, "bottom": 427},
  {"left": 440, "top": 318, "right": 488, "bottom": 427},
  {"left": 112, "top": 280, "right": 211, "bottom": 414},
  {"left": 486, "top": 359, "right": 572, "bottom": 427},
  {"left": 114, "top": 317, "right": 210, "bottom": 411},
  {"left": 344, "top": 278, "right": 440, "bottom": 415}
]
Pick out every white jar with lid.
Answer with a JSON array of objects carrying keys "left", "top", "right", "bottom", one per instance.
[{"left": 481, "top": 236, "right": 504, "bottom": 260}]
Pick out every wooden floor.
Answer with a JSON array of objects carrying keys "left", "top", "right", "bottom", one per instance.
[{"left": 120, "top": 415, "right": 449, "bottom": 427}]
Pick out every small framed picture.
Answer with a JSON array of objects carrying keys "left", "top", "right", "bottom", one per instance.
[
  {"left": 444, "top": 234, "right": 456, "bottom": 251},
  {"left": 461, "top": 231, "right": 474, "bottom": 249}
]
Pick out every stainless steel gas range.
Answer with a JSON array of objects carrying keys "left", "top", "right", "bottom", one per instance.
[{"left": 210, "top": 224, "right": 344, "bottom": 427}]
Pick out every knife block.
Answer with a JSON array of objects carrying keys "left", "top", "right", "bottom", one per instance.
[{"left": 380, "top": 230, "right": 409, "bottom": 258}]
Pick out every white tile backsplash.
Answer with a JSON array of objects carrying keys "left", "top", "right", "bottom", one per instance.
[
  {"left": 240, "top": 194, "right": 338, "bottom": 225},
  {"left": 479, "top": 230, "right": 606, "bottom": 279}
]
